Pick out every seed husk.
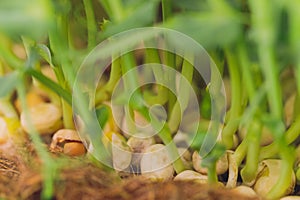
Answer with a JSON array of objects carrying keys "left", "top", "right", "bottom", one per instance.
[
  {"left": 254, "top": 159, "right": 295, "bottom": 198},
  {"left": 140, "top": 144, "right": 174, "bottom": 181},
  {"left": 174, "top": 170, "right": 208, "bottom": 184},
  {"left": 111, "top": 133, "right": 132, "bottom": 171}
]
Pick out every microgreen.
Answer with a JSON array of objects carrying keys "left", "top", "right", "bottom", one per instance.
[{"left": 1, "top": 0, "right": 300, "bottom": 199}]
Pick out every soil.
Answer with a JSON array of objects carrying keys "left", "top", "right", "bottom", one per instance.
[{"left": 0, "top": 141, "right": 259, "bottom": 200}]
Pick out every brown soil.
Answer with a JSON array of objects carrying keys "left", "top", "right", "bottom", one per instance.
[{"left": 0, "top": 143, "right": 259, "bottom": 200}]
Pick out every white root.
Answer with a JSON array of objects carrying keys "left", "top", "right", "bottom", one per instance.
[{"left": 226, "top": 150, "right": 238, "bottom": 188}]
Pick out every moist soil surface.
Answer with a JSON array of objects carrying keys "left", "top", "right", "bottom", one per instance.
[{"left": 0, "top": 141, "right": 259, "bottom": 200}]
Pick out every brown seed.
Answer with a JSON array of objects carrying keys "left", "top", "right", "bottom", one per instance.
[{"left": 63, "top": 142, "right": 86, "bottom": 156}]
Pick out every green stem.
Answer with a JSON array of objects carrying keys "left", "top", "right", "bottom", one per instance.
[
  {"left": 119, "top": 50, "right": 185, "bottom": 173},
  {"left": 222, "top": 49, "right": 242, "bottom": 149},
  {"left": 97, "top": 0, "right": 112, "bottom": 17},
  {"left": 266, "top": 146, "right": 295, "bottom": 199},
  {"left": 83, "top": 0, "right": 97, "bottom": 49},
  {"left": 168, "top": 57, "right": 194, "bottom": 133},
  {"left": 95, "top": 55, "right": 122, "bottom": 105},
  {"left": 0, "top": 35, "right": 22, "bottom": 69},
  {"left": 120, "top": 53, "right": 139, "bottom": 134},
  {"left": 240, "top": 120, "right": 262, "bottom": 184},
  {"left": 156, "top": 122, "right": 185, "bottom": 173},
  {"left": 163, "top": 51, "right": 176, "bottom": 116},
  {"left": 26, "top": 69, "right": 72, "bottom": 105},
  {"left": 48, "top": 5, "right": 77, "bottom": 129},
  {"left": 260, "top": 115, "right": 300, "bottom": 160},
  {"left": 234, "top": 138, "right": 248, "bottom": 166},
  {"left": 207, "top": 162, "right": 218, "bottom": 184},
  {"left": 143, "top": 48, "right": 168, "bottom": 105},
  {"left": 107, "top": 0, "right": 123, "bottom": 22},
  {"left": 237, "top": 42, "right": 256, "bottom": 101},
  {"left": 288, "top": 0, "right": 300, "bottom": 97},
  {"left": 121, "top": 53, "right": 138, "bottom": 92},
  {"left": 162, "top": 0, "right": 172, "bottom": 21},
  {"left": 249, "top": 0, "right": 282, "bottom": 119},
  {"left": 0, "top": 66, "right": 18, "bottom": 119},
  {"left": 61, "top": 100, "right": 74, "bottom": 129},
  {"left": 17, "top": 72, "right": 57, "bottom": 199},
  {"left": 105, "top": 56, "right": 122, "bottom": 92}
]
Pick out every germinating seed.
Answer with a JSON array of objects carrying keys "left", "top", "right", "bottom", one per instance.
[
  {"left": 20, "top": 103, "right": 62, "bottom": 134},
  {"left": 174, "top": 170, "right": 208, "bottom": 184},
  {"left": 111, "top": 133, "right": 132, "bottom": 171},
  {"left": 50, "top": 129, "right": 82, "bottom": 151},
  {"left": 15, "top": 90, "right": 45, "bottom": 113},
  {"left": 127, "top": 136, "right": 155, "bottom": 166},
  {"left": 140, "top": 144, "right": 174, "bottom": 181},
  {"left": 254, "top": 159, "right": 295, "bottom": 197},
  {"left": 192, "top": 151, "right": 228, "bottom": 175},
  {"left": 177, "top": 148, "right": 192, "bottom": 169},
  {"left": 63, "top": 142, "right": 86, "bottom": 156}
]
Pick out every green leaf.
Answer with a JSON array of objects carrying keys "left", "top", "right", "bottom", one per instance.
[
  {"left": 36, "top": 44, "right": 53, "bottom": 66},
  {"left": 0, "top": 72, "right": 19, "bottom": 97}
]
